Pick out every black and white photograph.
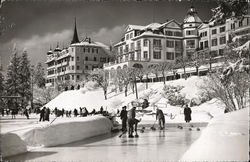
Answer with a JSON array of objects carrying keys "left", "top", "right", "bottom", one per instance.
[{"left": 0, "top": 0, "right": 249, "bottom": 161}]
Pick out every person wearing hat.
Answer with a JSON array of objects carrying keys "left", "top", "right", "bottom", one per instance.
[
  {"left": 156, "top": 107, "right": 165, "bottom": 130},
  {"left": 184, "top": 104, "right": 192, "bottom": 123},
  {"left": 120, "top": 106, "right": 128, "bottom": 132}
]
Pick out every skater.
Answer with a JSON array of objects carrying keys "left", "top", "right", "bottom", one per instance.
[
  {"left": 45, "top": 107, "right": 50, "bottom": 121},
  {"left": 127, "top": 107, "right": 137, "bottom": 138},
  {"left": 184, "top": 104, "right": 192, "bottom": 123},
  {"left": 39, "top": 107, "right": 46, "bottom": 122},
  {"left": 99, "top": 106, "right": 104, "bottom": 115},
  {"left": 91, "top": 109, "right": 96, "bottom": 115},
  {"left": 62, "top": 108, "right": 65, "bottom": 117},
  {"left": 120, "top": 106, "right": 128, "bottom": 132},
  {"left": 74, "top": 108, "right": 78, "bottom": 117},
  {"left": 156, "top": 107, "right": 165, "bottom": 130},
  {"left": 54, "top": 107, "right": 58, "bottom": 117},
  {"left": 23, "top": 108, "right": 29, "bottom": 119}
]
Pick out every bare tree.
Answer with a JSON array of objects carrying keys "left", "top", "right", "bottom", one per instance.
[
  {"left": 158, "top": 62, "right": 174, "bottom": 84},
  {"left": 175, "top": 56, "right": 190, "bottom": 80},
  {"left": 148, "top": 64, "right": 159, "bottom": 82},
  {"left": 90, "top": 69, "right": 109, "bottom": 100},
  {"left": 117, "top": 67, "right": 131, "bottom": 97}
]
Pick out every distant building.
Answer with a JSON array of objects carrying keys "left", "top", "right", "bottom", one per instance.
[{"left": 45, "top": 19, "right": 114, "bottom": 87}]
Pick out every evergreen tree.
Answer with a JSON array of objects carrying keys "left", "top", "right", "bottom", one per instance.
[
  {"left": 18, "top": 51, "right": 31, "bottom": 109},
  {"left": 5, "top": 51, "right": 21, "bottom": 110},
  {"left": 34, "top": 62, "right": 46, "bottom": 88},
  {"left": 0, "top": 72, "right": 4, "bottom": 95}
]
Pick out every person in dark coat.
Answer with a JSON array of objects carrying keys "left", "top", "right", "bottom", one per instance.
[
  {"left": 184, "top": 104, "right": 192, "bottom": 123},
  {"left": 74, "top": 108, "right": 78, "bottom": 117},
  {"left": 39, "top": 107, "right": 46, "bottom": 122},
  {"left": 156, "top": 108, "right": 165, "bottom": 130},
  {"left": 24, "top": 108, "right": 29, "bottom": 119},
  {"left": 91, "top": 109, "right": 96, "bottom": 115},
  {"left": 45, "top": 108, "right": 50, "bottom": 121},
  {"left": 99, "top": 106, "right": 104, "bottom": 114},
  {"left": 54, "top": 107, "right": 58, "bottom": 117},
  {"left": 128, "top": 107, "right": 136, "bottom": 138},
  {"left": 120, "top": 106, "right": 128, "bottom": 132}
]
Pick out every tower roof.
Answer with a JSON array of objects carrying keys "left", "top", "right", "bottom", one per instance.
[
  {"left": 71, "top": 18, "right": 80, "bottom": 44},
  {"left": 184, "top": 6, "right": 202, "bottom": 23},
  {"left": 54, "top": 43, "right": 62, "bottom": 52}
]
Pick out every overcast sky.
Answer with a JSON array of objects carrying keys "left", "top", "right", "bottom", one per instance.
[{"left": 0, "top": 1, "right": 218, "bottom": 72}]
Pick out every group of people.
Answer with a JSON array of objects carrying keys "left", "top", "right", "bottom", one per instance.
[
  {"left": 119, "top": 103, "right": 192, "bottom": 137},
  {"left": 39, "top": 107, "right": 51, "bottom": 122}
]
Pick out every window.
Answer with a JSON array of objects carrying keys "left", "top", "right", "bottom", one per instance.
[
  {"left": 231, "top": 23, "right": 235, "bottom": 30},
  {"left": 153, "top": 51, "right": 161, "bottom": 59},
  {"left": 130, "top": 33, "right": 133, "bottom": 39},
  {"left": 247, "top": 18, "right": 249, "bottom": 25},
  {"left": 176, "top": 52, "right": 182, "bottom": 58},
  {"left": 212, "top": 38, "right": 217, "bottom": 46},
  {"left": 72, "top": 65, "right": 74, "bottom": 70},
  {"left": 204, "top": 41, "right": 208, "bottom": 48},
  {"left": 153, "top": 39, "right": 161, "bottom": 47},
  {"left": 77, "top": 75, "right": 80, "bottom": 80},
  {"left": 186, "top": 30, "right": 196, "bottom": 35},
  {"left": 77, "top": 66, "right": 80, "bottom": 70},
  {"left": 212, "top": 29, "right": 217, "bottom": 35},
  {"left": 174, "top": 31, "right": 182, "bottom": 37},
  {"left": 85, "top": 65, "right": 88, "bottom": 70},
  {"left": 219, "top": 26, "right": 225, "bottom": 33},
  {"left": 83, "top": 48, "right": 86, "bottom": 52},
  {"left": 96, "top": 49, "right": 98, "bottom": 53},
  {"left": 77, "top": 56, "right": 79, "bottom": 61},
  {"left": 219, "top": 49, "right": 224, "bottom": 55},
  {"left": 71, "top": 57, "right": 74, "bottom": 61},
  {"left": 125, "top": 45, "right": 129, "bottom": 52},
  {"left": 143, "top": 51, "right": 148, "bottom": 59},
  {"left": 200, "top": 42, "right": 204, "bottom": 49},
  {"left": 165, "top": 30, "right": 173, "bottom": 36},
  {"left": 239, "top": 21, "right": 243, "bottom": 27},
  {"left": 210, "top": 50, "right": 218, "bottom": 57},
  {"left": 166, "top": 40, "right": 174, "bottom": 48},
  {"left": 130, "top": 42, "right": 135, "bottom": 50},
  {"left": 143, "top": 39, "right": 148, "bottom": 47},
  {"left": 94, "top": 57, "right": 97, "bottom": 61},
  {"left": 119, "top": 47, "right": 123, "bottom": 54},
  {"left": 85, "top": 57, "right": 88, "bottom": 61},
  {"left": 72, "top": 48, "right": 74, "bottom": 52},
  {"left": 92, "top": 48, "right": 95, "bottom": 53},
  {"left": 219, "top": 36, "right": 226, "bottom": 45},
  {"left": 175, "top": 41, "right": 182, "bottom": 49},
  {"left": 166, "top": 52, "right": 174, "bottom": 60},
  {"left": 186, "top": 40, "right": 195, "bottom": 48},
  {"left": 72, "top": 75, "right": 74, "bottom": 80},
  {"left": 87, "top": 48, "right": 90, "bottom": 53},
  {"left": 126, "top": 34, "right": 129, "bottom": 40},
  {"left": 136, "top": 40, "right": 141, "bottom": 48}
]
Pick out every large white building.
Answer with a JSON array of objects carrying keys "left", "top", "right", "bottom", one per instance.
[
  {"left": 45, "top": 20, "right": 114, "bottom": 87},
  {"left": 104, "top": 6, "right": 250, "bottom": 71}
]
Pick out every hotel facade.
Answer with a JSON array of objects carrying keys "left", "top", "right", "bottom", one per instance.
[{"left": 103, "top": 6, "right": 249, "bottom": 71}]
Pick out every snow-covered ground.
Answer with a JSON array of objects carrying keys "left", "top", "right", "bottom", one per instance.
[
  {"left": 44, "top": 76, "right": 225, "bottom": 123},
  {"left": 181, "top": 108, "right": 249, "bottom": 161}
]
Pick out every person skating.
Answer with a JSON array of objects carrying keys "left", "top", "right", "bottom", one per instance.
[
  {"left": 24, "top": 108, "right": 29, "bottom": 119},
  {"left": 156, "top": 107, "right": 165, "bottom": 130},
  {"left": 127, "top": 107, "right": 137, "bottom": 138},
  {"left": 184, "top": 104, "right": 192, "bottom": 123},
  {"left": 45, "top": 107, "right": 50, "bottom": 121},
  {"left": 39, "top": 107, "right": 46, "bottom": 122},
  {"left": 120, "top": 106, "right": 128, "bottom": 132}
]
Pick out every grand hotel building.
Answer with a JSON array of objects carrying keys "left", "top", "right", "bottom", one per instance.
[{"left": 103, "top": 6, "right": 249, "bottom": 71}]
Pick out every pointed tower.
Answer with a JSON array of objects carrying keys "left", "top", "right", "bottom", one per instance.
[{"left": 71, "top": 18, "right": 80, "bottom": 44}]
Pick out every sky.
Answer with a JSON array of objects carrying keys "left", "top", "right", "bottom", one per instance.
[{"left": 0, "top": 0, "right": 218, "bottom": 72}]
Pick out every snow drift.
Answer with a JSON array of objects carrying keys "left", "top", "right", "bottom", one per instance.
[
  {"left": 181, "top": 108, "right": 248, "bottom": 161},
  {"left": 22, "top": 116, "right": 112, "bottom": 147},
  {"left": 1, "top": 133, "right": 27, "bottom": 157}
]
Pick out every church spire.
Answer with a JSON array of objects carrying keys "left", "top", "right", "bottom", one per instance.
[{"left": 71, "top": 17, "right": 80, "bottom": 44}]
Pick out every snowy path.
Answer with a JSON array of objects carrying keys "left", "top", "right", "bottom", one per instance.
[{"left": 5, "top": 127, "right": 203, "bottom": 161}]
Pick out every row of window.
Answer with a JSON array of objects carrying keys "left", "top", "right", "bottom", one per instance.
[
  {"left": 186, "top": 30, "right": 197, "bottom": 36},
  {"left": 72, "top": 47, "right": 99, "bottom": 53},
  {"left": 152, "top": 51, "right": 181, "bottom": 60},
  {"left": 165, "top": 30, "right": 182, "bottom": 37}
]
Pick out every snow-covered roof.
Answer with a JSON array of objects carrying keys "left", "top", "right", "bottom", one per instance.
[
  {"left": 126, "top": 24, "right": 145, "bottom": 32},
  {"left": 184, "top": 15, "right": 202, "bottom": 23},
  {"left": 71, "top": 40, "right": 109, "bottom": 50},
  {"left": 159, "top": 19, "right": 181, "bottom": 28},
  {"left": 132, "top": 31, "right": 165, "bottom": 40},
  {"left": 143, "top": 23, "right": 162, "bottom": 31},
  {"left": 233, "top": 40, "right": 250, "bottom": 51}
]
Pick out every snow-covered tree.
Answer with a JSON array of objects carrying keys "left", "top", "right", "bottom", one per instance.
[
  {"left": 176, "top": 56, "right": 190, "bottom": 80},
  {"left": 34, "top": 62, "right": 46, "bottom": 88},
  {"left": 148, "top": 64, "right": 159, "bottom": 82},
  {"left": 117, "top": 67, "right": 131, "bottom": 97},
  {"left": 18, "top": 51, "right": 32, "bottom": 109},
  {"left": 90, "top": 69, "right": 109, "bottom": 100}
]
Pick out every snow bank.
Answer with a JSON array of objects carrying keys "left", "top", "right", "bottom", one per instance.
[
  {"left": 1, "top": 133, "right": 27, "bottom": 157},
  {"left": 44, "top": 89, "right": 108, "bottom": 111},
  {"left": 22, "top": 116, "right": 112, "bottom": 147},
  {"left": 181, "top": 108, "right": 248, "bottom": 161}
]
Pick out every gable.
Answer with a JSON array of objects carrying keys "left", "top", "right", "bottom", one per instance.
[{"left": 161, "top": 19, "right": 182, "bottom": 29}]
